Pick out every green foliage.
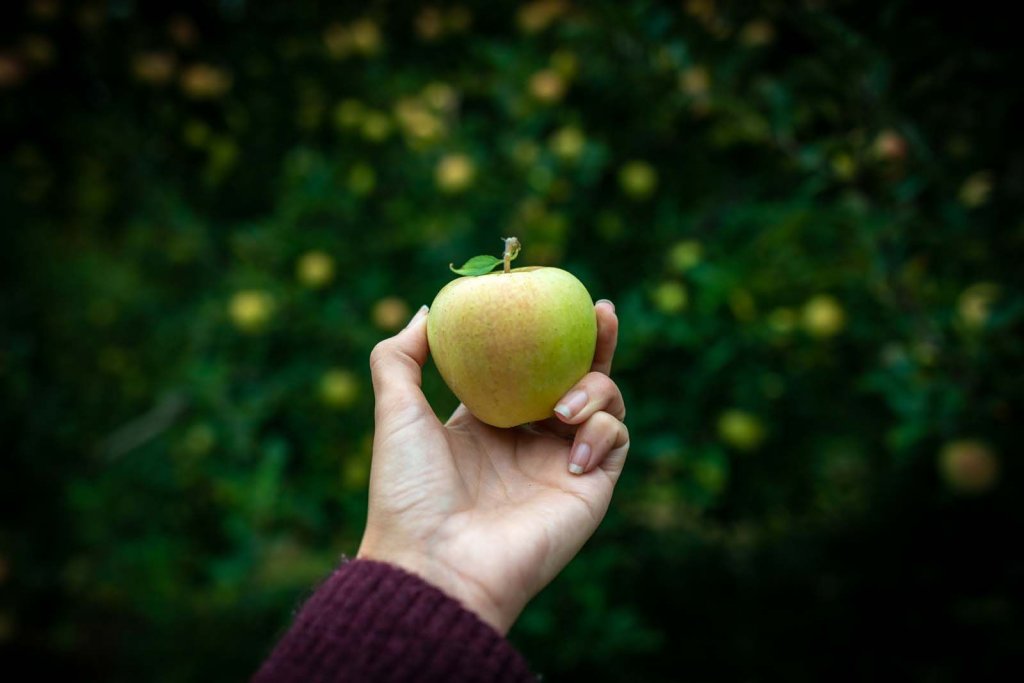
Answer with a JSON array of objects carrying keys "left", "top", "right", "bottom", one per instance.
[{"left": 2, "top": 1, "right": 1023, "bottom": 681}]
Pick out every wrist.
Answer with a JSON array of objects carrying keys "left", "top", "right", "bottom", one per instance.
[{"left": 356, "top": 541, "right": 519, "bottom": 635}]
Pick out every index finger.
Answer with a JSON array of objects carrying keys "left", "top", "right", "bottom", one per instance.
[
  {"left": 369, "top": 305, "right": 434, "bottom": 425},
  {"left": 590, "top": 299, "right": 618, "bottom": 376}
]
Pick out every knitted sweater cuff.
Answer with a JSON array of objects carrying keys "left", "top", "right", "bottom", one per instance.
[{"left": 252, "top": 558, "right": 535, "bottom": 683}]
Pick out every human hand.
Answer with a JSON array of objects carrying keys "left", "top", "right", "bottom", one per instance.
[{"left": 357, "top": 300, "right": 628, "bottom": 634}]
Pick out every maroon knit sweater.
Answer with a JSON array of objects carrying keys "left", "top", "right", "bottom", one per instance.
[{"left": 252, "top": 559, "right": 536, "bottom": 682}]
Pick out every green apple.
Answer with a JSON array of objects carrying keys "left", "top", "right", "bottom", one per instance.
[
  {"left": 717, "top": 409, "right": 765, "bottom": 451},
  {"left": 428, "top": 241, "right": 596, "bottom": 428},
  {"left": 618, "top": 160, "right": 658, "bottom": 200}
]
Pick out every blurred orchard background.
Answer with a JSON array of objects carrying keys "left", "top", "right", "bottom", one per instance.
[{"left": 2, "top": 0, "right": 1023, "bottom": 680}]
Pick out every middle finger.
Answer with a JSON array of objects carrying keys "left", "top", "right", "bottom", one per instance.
[{"left": 553, "top": 371, "right": 626, "bottom": 425}]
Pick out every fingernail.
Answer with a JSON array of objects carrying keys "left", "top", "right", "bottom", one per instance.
[
  {"left": 554, "top": 390, "right": 588, "bottom": 419},
  {"left": 597, "top": 298, "right": 615, "bottom": 311},
  {"left": 568, "top": 442, "right": 591, "bottom": 475},
  {"left": 405, "top": 305, "right": 428, "bottom": 328}
]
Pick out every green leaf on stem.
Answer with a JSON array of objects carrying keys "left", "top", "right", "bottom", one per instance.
[{"left": 449, "top": 255, "right": 503, "bottom": 276}]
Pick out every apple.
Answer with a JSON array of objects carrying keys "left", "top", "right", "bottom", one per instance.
[
  {"left": 427, "top": 239, "right": 597, "bottom": 428},
  {"left": 435, "top": 153, "right": 476, "bottom": 194},
  {"left": 229, "top": 290, "right": 274, "bottom": 333},
  {"left": 939, "top": 440, "right": 999, "bottom": 494},
  {"left": 618, "top": 160, "right": 658, "bottom": 200},
  {"left": 802, "top": 294, "right": 846, "bottom": 338},
  {"left": 871, "top": 129, "right": 908, "bottom": 162},
  {"left": 717, "top": 409, "right": 765, "bottom": 451},
  {"left": 297, "top": 250, "right": 335, "bottom": 288},
  {"left": 359, "top": 112, "right": 392, "bottom": 142},
  {"left": 957, "top": 282, "right": 999, "bottom": 330},
  {"left": 667, "top": 239, "right": 702, "bottom": 273},
  {"left": 528, "top": 69, "right": 566, "bottom": 103},
  {"left": 320, "top": 368, "right": 359, "bottom": 409},
  {"left": 958, "top": 171, "right": 993, "bottom": 207},
  {"left": 550, "top": 125, "right": 585, "bottom": 162},
  {"left": 180, "top": 63, "right": 232, "bottom": 100},
  {"left": 739, "top": 20, "right": 776, "bottom": 47},
  {"left": 651, "top": 281, "right": 687, "bottom": 314},
  {"left": 373, "top": 296, "right": 412, "bottom": 331}
]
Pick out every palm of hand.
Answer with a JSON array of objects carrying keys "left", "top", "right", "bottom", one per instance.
[{"left": 370, "top": 404, "right": 616, "bottom": 631}]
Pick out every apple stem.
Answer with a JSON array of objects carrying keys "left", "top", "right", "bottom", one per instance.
[{"left": 502, "top": 236, "right": 521, "bottom": 274}]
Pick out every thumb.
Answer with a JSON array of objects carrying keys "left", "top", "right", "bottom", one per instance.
[{"left": 369, "top": 305, "right": 433, "bottom": 425}]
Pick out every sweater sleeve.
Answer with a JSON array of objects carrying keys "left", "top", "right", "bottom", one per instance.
[{"left": 251, "top": 558, "right": 536, "bottom": 683}]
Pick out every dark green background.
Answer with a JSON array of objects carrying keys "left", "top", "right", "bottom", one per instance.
[{"left": 3, "top": 1, "right": 1022, "bottom": 680}]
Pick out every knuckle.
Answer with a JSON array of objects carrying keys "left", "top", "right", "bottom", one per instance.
[
  {"left": 369, "top": 340, "right": 392, "bottom": 370},
  {"left": 584, "top": 372, "right": 625, "bottom": 419},
  {"left": 596, "top": 411, "right": 629, "bottom": 447},
  {"left": 585, "top": 371, "right": 615, "bottom": 395},
  {"left": 590, "top": 409, "right": 619, "bottom": 434}
]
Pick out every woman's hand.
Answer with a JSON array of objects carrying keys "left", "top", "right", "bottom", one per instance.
[{"left": 357, "top": 300, "right": 629, "bottom": 634}]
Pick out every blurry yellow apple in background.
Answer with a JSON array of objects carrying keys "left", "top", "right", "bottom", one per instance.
[
  {"left": 373, "top": 296, "right": 411, "bottom": 331},
  {"left": 939, "top": 440, "right": 999, "bottom": 494},
  {"left": 427, "top": 238, "right": 597, "bottom": 428},
  {"left": 717, "top": 409, "right": 765, "bottom": 451},
  {"left": 229, "top": 289, "right": 274, "bottom": 333},
  {"left": 802, "top": 294, "right": 846, "bottom": 338},
  {"left": 618, "top": 160, "right": 658, "bottom": 200},
  {"left": 296, "top": 250, "right": 335, "bottom": 288},
  {"left": 435, "top": 153, "right": 476, "bottom": 193},
  {"left": 319, "top": 368, "right": 359, "bottom": 409}
]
